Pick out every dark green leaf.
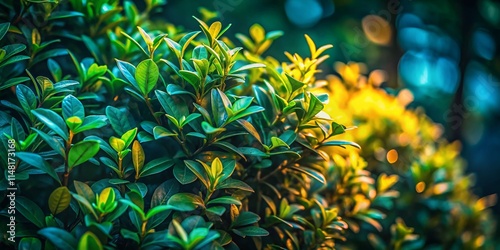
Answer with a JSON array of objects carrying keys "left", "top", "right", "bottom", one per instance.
[
  {"left": 207, "top": 196, "right": 241, "bottom": 206},
  {"left": 151, "top": 179, "right": 180, "bottom": 207},
  {"left": 321, "top": 140, "right": 361, "bottom": 149},
  {"left": 167, "top": 193, "right": 204, "bottom": 211},
  {"left": 140, "top": 157, "right": 174, "bottom": 177},
  {"left": 18, "top": 237, "right": 42, "bottom": 250},
  {"left": 106, "top": 106, "right": 133, "bottom": 136},
  {"left": 31, "top": 108, "right": 68, "bottom": 141},
  {"left": 38, "top": 227, "right": 77, "bottom": 250},
  {"left": 173, "top": 163, "right": 197, "bottom": 184},
  {"left": 232, "top": 226, "right": 269, "bottom": 237},
  {"left": 68, "top": 140, "right": 100, "bottom": 169},
  {"left": 62, "top": 95, "right": 84, "bottom": 120},
  {"left": 217, "top": 179, "right": 254, "bottom": 192},
  {"left": 16, "top": 85, "right": 37, "bottom": 115},
  {"left": 17, "top": 196, "right": 45, "bottom": 228},
  {"left": 17, "top": 152, "right": 60, "bottom": 183}
]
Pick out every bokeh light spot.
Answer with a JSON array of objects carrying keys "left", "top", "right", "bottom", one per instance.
[
  {"left": 415, "top": 181, "right": 426, "bottom": 193},
  {"left": 472, "top": 29, "right": 496, "bottom": 60},
  {"left": 362, "top": 15, "right": 392, "bottom": 45},
  {"left": 386, "top": 149, "right": 398, "bottom": 164},
  {"left": 285, "top": 0, "right": 323, "bottom": 28}
]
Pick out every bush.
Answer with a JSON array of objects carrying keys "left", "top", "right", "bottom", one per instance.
[
  {"left": 319, "top": 62, "right": 497, "bottom": 249},
  {"left": 0, "top": 1, "right": 495, "bottom": 250}
]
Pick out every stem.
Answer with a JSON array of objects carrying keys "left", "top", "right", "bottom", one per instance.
[
  {"left": 260, "top": 165, "right": 283, "bottom": 182},
  {"left": 174, "top": 136, "right": 191, "bottom": 157},
  {"left": 63, "top": 131, "right": 74, "bottom": 186},
  {"left": 140, "top": 220, "right": 148, "bottom": 241},
  {"left": 145, "top": 96, "right": 161, "bottom": 125},
  {"left": 118, "top": 157, "right": 123, "bottom": 177},
  {"left": 204, "top": 190, "right": 214, "bottom": 204}
]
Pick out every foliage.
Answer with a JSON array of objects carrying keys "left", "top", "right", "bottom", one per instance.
[
  {"left": 317, "top": 62, "right": 497, "bottom": 249},
  {"left": 0, "top": 1, "right": 495, "bottom": 250}
]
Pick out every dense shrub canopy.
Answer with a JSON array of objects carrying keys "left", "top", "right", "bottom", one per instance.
[{"left": 0, "top": 1, "right": 495, "bottom": 250}]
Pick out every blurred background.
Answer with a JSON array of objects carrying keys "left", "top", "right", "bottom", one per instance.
[{"left": 156, "top": 0, "right": 500, "bottom": 212}]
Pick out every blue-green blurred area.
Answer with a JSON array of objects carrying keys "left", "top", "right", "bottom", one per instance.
[{"left": 158, "top": 0, "right": 500, "bottom": 209}]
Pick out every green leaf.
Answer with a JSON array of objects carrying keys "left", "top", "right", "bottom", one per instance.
[
  {"left": 48, "top": 10, "right": 84, "bottom": 20},
  {"left": 71, "top": 193, "right": 98, "bottom": 220},
  {"left": 31, "top": 48, "right": 67, "bottom": 66},
  {"left": 106, "top": 106, "right": 133, "bottom": 136},
  {"left": 232, "top": 212, "right": 260, "bottom": 227},
  {"left": 181, "top": 113, "right": 201, "bottom": 127},
  {"left": 38, "top": 227, "right": 77, "bottom": 250},
  {"left": 47, "top": 58, "right": 62, "bottom": 81},
  {"left": 211, "top": 89, "right": 229, "bottom": 127},
  {"left": 32, "top": 128, "right": 65, "bottom": 157},
  {"left": 68, "top": 140, "right": 100, "bottom": 169},
  {"left": 153, "top": 126, "right": 177, "bottom": 139},
  {"left": 180, "top": 31, "right": 201, "bottom": 56},
  {"left": 236, "top": 119, "right": 262, "bottom": 144},
  {"left": 73, "top": 115, "right": 108, "bottom": 133},
  {"left": 178, "top": 70, "right": 201, "bottom": 89},
  {"left": 232, "top": 226, "right": 269, "bottom": 237},
  {"left": 167, "top": 193, "right": 204, "bottom": 211},
  {"left": 173, "top": 163, "right": 197, "bottom": 184},
  {"left": 0, "top": 23, "right": 9, "bottom": 40},
  {"left": 155, "top": 90, "right": 188, "bottom": 120},
  {"left": 121, "top": 31, "right": 149, "bottom": 58},
  {"left": 270, "top": 136, "right": 289, "bottom": 150},
  {"left": 121, "top": 229, "right": 140, "bottom": 244},
  {"left": 201, "top": 121, "right": 225, "bottom": 134},
  {"left": 212, "top": 141, "right": 246, "bottom": 161},
  {"left": 81, "top": 35, "right": 101, "bottom": 64},
  {"left": 238, "top": 147, "right": 268, "bottom": 157},
  {"left": 286, "top": 74, "right": 306, "bottom": 92},
  {"left": 207, "top": 196, "right": 241, "bottom": 206},
  {"left": 321, "top": 140, "right": 361, "bottom": 149},
  {"left": 66, "top": 116, "right": 82, "bottom": 132},
  {"left": 217, "top": 179, "right": 254, "bottom": 192},
  {"left": 1, "top": 77, "right": 30, "bottom": 91},
  {"left": 151, "top": 179, "right": 180, "bottom": 207},
  {"left": 17, "top": 152, "right": 60, "bottom": 183},
  {"left": 184, "top": 160, "right": 209, "bottom": 188},
  {"left": 31, "top": 108, "right": 68, "bottom": 141},
  {"left": 135, "top": 59, "right": 159, "bottom": 96},
  {"left": 74, "top": 180, "right": 95, "bottom": 204},
  {"left": 116, "top": 59, "right": 138, "bottom": 87},
  {"left": 206, "top": 206, "right": 226, "bottom": 216},
  {"left": 78, "top": 232, "right": 102, "bottom": 250},
  {"left": 109, "top": 136, "right": 125, "bottom": 152},
  {"left": 279, "top": 130, "right": 297, "bottom": 145},
  {"left": 231, "top": 106, "right": 265, "bottom": 121},
  {"left": 127, "top": 182, "right": 148, "bottom": 197},
  {"left": 137, "top": 26, "right": 153, "bottom": 48},
  {"left": 132, "top": 140, "right": 145, "bottom": 175},
  {"left": 290, "top": 166, "right": 326, "bottom": 184},
  {"left": 17, "top": 197, "right": 45, "bottom": 228},
  {"left": 146, "top": 205, "right": 171, "bottom": 220},
  {"left": 230, "top": 63, "right": 266, "bottom": 74},
  {"left": 167, "top": 84, "right": 196, "bottom": 98},
  {"left": 48, "top": 186, "right": 71, "bottom": 215},
  {"left": 16, "top": 85, "right": 37, "bottom": 116},
  {"left": 304, "top": 93, "right": 324, "bottom": 122},
  {"left": 232, "top": 97, "right": 253, "bottom": 113},
  {"left": 18, "top": 237, "right": 42, "bottom": 250},
  {"left": 140, "top": 157, "right": 174, "bottom": 178},
  {"left": 121, "top": 128, "right": 137, "bottom": 148}
]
